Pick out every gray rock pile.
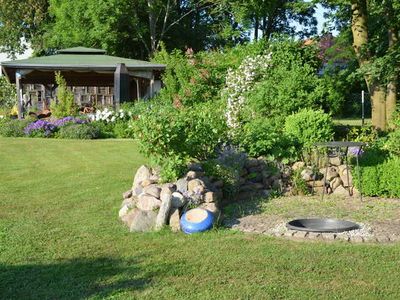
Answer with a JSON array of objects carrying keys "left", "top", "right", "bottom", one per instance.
[
  {"left": 119, "top": 164, "right": 223, "bottom": 232},
  {"left": 295, "top": 157, "right": 358, "bottom": 196},
  {"left": 119, "top": 157, "right": 282, "bottom": 232}
]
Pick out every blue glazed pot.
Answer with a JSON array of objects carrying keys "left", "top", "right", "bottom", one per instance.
[{"left": 180, "top": 208, "right": 214, "bottom": 234}]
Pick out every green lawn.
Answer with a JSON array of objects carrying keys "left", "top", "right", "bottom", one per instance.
[
  {"left": 333, "top": 118, "right": 371, "bottom": 126},
  {"left": 1, "top": 138, "right": 399, "bottom": 299}
]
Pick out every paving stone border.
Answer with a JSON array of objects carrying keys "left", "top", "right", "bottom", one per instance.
[{"left": 225, "top": 217, "right": 400, "bottom": 243}]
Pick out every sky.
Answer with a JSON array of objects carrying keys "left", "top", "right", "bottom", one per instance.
[{"left": 0, "top": 3, "right": 334, "bottom": 68}]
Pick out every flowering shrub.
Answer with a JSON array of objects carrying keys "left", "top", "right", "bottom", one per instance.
[
  {"left": 24, "top": 120, "right": 57, "bottom": 137},
  {"left": 223, "top": 53, "right": 272, "bottom": 131},
  {"left": 23, "top": 117, "right": 88, "bottom": 138},
  {"left": 88, "top": 108, "right": 131, "bottom": 123},
  {"left": 52, "top": 116, "right": 87, "bottom": 127}
]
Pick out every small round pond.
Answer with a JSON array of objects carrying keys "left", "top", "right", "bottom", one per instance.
[{"left": 286, "top": 218, "right": 360, "bottom": 233}]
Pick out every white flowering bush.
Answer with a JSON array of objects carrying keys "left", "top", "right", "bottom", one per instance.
[
  {"left": 223, "top": 53, "right": 272, "bottom": 132},
  {"left": 88, "top": 107, "right": 132, "bottom": 123}
]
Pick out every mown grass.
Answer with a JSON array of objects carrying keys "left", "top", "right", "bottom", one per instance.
[
  {"left": 1, "top": 137, "right": 399, "bottom": 299},
  {"left": 333, "top": 118, "right": 371, "bottom": 126}
]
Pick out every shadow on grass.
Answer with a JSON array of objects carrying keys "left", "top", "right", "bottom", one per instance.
[
  {"left": 0, "top": 257, "right": 151, "bottom": 299},
  {"left": 223, "top": 196, "right": 273, "bottom": 228}
]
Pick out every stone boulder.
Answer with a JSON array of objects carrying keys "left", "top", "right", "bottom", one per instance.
[
  {"left": 186, "top": 171, "right": 204, "bottom": 180},
  {"left": 122, "top": 190, "right": 133, "bottom": 199},
  {"left": 119, "top": 204, "right": 131, "bottom": 218},
  {"left": 326, "top": 167, "right": 339, "bottom": 181},
  {"left": 160, "top": 185, "right": 174, "bottom": 203},
  {"left": 132, "top": 165, "right": 151, "bottom": 187},
  {"left": 137, "top": 194, "right": 162, "bottom": 211},
  {"left": 339, "top": 168, "right": 353, "bottom": 187},
  {"left": 132, "top": 185, "right": 143, "bottom": 197},
  {"left": 176, "top": 178, "right": 188, "bottom": 194},
  {"left": 330, "top": 177, "right": 343, "bottom": 191},
  {"left": 140, "top": 179, "right": 156, "bottom": 187},
  {"left": 188, "top": 179, "right": 206, "bottom": 194},
  {"left": 329, "top": 156, "right": 342, "bottom": 166},
  {"left": 204, "top": 191, "right": 217, "bottom": 203},
  {"left": 121, "top": 196, "right": 137, "bottom": 208},
  {"left": 171, "top": 192, "right": 187, "bottom": 208},
  {"left": 129, "top": 209, "right": 157, "bottom": 232},
  {"left": 169, "top": 208, "right": 181, "bottom": 232},
  {"left": 143, "top": 184, "right": 161, "bottom": 198},
  {"left": 155, "top": 192, "right": 172, "bottom": 230},
  {"left": 292, "top": 161, "right": 305, "bottom": 171},
  {"left": 333, "top": 185, "right": 350, "bottom": 196},
  {"left": 301, "top": 168, "right": 314, "bottom": 181}
]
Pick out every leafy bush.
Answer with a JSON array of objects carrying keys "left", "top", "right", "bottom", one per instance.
[
  {"left": 0, "top": 76, "right": 16, "bottom": 110},
  {"left": 291, "top": 169, "right": 311, "bottom": 196},
  {"left": 346, "top": 125, "right": 379, "bottom": 144},
  {"left": 50, "top": 72, "right": 78, "bottom": 118},
  {"left": 131, "top": 101, "right": 227, "bottom": 181},
  {"left": 56, "top": 123, "right": 100, "bottom": 139},
  {"left": 0, "top": 118, "right": 31, "bottom": 137},
  {"left": 353, "top": 147, "right": 400, "bottom": 198},
  {"left": 384, "top": 111, "right": 400, "bottom": 156},
  {"left": 89, "top": 121, "right": 115, "bottom": 138},
  {"left": 202, "top": 146, "right": 247, "bottom": 200},
  {"left": 113, "top": 121, "right": 134, "bottom": 138},
  {"left": 239, "top": 118, "right": 298, "bottom": 163},
  {"left": 203, "top": 160, "right": 240, "bottom": 200},
  {"left": 284, "top": 109, "right": 334, "bottom": 149},
  {"left": 384, "top": 130, "right": 400, "bottom": 157}
]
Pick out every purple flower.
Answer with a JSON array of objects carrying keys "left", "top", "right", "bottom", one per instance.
[
  {"left": 348, "top": 147, "right": 364, "bottom": 156},
  {"left": 24, "top": 120, "right": 57, "bottom": 137},
  {"left": 51, "top": 116, "right": 87, "bottom": 127}
]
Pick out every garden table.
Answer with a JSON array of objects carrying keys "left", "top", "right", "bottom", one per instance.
[{"left": 313, "top": 141, "right": 365, "bottom": 201}]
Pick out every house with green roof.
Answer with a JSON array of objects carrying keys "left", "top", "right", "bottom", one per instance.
[{"left": 0, "top": 47, "right": 166, "bottom": 118}]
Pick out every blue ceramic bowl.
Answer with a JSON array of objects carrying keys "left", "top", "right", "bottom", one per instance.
[{"left": 180, "top": 208, "right": 214, "bottom": 234}]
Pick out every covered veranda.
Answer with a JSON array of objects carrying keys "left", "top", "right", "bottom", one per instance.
[{"left": 0, "top": 47, "right": 166, "bottom": 118}]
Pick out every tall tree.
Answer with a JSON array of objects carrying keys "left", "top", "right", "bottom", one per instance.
[
  {"left": 321, "top": 0, "right": 400, "bottom": 130},
  {"left": 211, "top": 0, "right": 317, "bottom": 42},
  {"left": 0, "top": 0, "right": 49, "bottom": 57}
]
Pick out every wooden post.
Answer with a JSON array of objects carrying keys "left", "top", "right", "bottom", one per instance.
[
  {"left": 135, "top": 79, "right": 140, "bottom": 100},
  {"left": 149, "top": 74, "right": 155, "bottom": 98},
  {"left": 114, "top": 63, "right": 130, "bottom": 108},
  {"left": 16, "top": 71, "right": 23, "bottom": 119}
]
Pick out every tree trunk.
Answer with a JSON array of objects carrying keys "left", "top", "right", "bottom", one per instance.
[
  {"left": 386, "top": 81, "right": 397, "bottom": 127},
  {"left": 254, "top": 17, "right": 259, "bottom": 41},
  {"left": 371, "top": 84, "right": 387, "bottom": 130},
  {"left": 351, "top": 0, "right": 387, "bottom": 130},
  {"left": 148, "top": 0, "right": 157, "bottom": 56},
  {"left": 386, "top": 26, "right": 398, "bottom": 128}
]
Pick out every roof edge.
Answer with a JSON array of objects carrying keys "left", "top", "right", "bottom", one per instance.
[{"left": 0, "top": 63, "right": 166, "bottom": 70}]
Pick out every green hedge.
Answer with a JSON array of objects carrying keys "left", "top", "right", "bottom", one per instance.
[{"left": 353, "top": 148, "right": 400, "bottom": 198}]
